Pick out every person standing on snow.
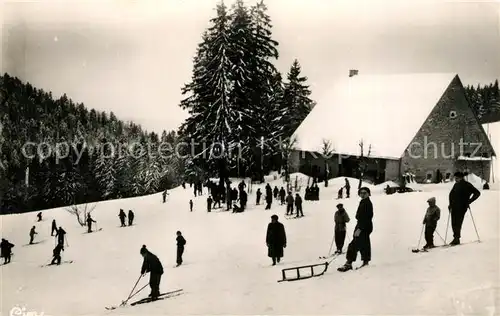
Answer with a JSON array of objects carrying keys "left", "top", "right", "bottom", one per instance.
[
  {"left": 344, "top": 178, "right": 351, "bottom": 198},
  {"left": 189, "top": 200, "right": 193, "bottom": 212},
  {"left": 29, "top": 226, "right": 38, "bottom": 244},
  {"left": 285, "top": 192, "right": 294, "bottom": 215},
  {"left": 448, "top": 172, "right": 480, "bottom": 245},
  {"left": 0, "top": 238, "right": 14, "bottom": 264},
  {"left": 86, "top": 214, "right": 96, "bottom": 233},
  {"left": 176, "top": 231, "right": 186, "bottom": 267},
  {"left": 279, "top": 187, "right": 286, "bottom": 205},
  {"left": 266, "top": 215, "right": 287, "bottom": 266},
  {"left": 37, "top": 212, "right": 42, "bottom": 222},
  {"left": 294, "top": 193, "right": 303, "bottom": 217},
  {"left": 118, "top": 209, "right": 127, "bottom": 227},
  {"left": 273, "top": 186, "right": 279, "bottom": 199},
  {"left": 422, "top": 197, "right": 441, "bottom": 249},
  {"left": 56, "top": 227, "right": 66, "bottom": 247},
  {"left": 207, "top": 196, "right": 212, "bottom": 213},
  {"left": 334, "top": 203, "right": 350, "bottom": 254},
  {"left": 128, "top": 210, "right": 135, "bottom": 226},
  {"left": 256, "top": 188, "right": 262, "bottom": 205},
  {"left": 51, "top": 219, "right": 57, "bottom": 236},
  {"left": 140, "top": 245, "right": 164, "bottom": 301},
  {"left": 338, "top": 187, "right": 373, "bottom": 272}
]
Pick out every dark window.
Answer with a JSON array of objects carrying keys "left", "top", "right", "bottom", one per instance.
[
  {"left": 449, "top": 111, "right": 457, "bottom": 119},
  {"left": 464, "top": 152, "right": 471, "bottom": 158},
  {"left": 426, "top": 172, "right": 432, "bottom": 180},
  {"left": 445, "top": 172, "right": 451, "bottom": 180}
]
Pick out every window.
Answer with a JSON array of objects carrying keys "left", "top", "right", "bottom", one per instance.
[
  {"left": 449, "top": 111, "right": 457, "bottom": 119},
  {"left": 481, "top": 153, "right": 489, "bottom": 158},
  {"left": 445, "top": 172, "right": 451, "bottom": 180},
  {"left": 425, "top": 172, "right": 433, "bottom": 183}
]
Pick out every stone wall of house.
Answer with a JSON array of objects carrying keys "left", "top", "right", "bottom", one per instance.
[{"left": 401, "top": 75, "right": 495, "bottom": 183}]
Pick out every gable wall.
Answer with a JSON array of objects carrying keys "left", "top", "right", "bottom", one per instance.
[{"left": 401, "top": 76, "right": 494, "bottom": 182}]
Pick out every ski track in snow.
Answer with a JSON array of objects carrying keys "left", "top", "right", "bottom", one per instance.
[{"left": 0, "top": 175, "right": 498, "bottom": 315}]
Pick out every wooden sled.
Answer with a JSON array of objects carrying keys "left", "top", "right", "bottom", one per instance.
[{"left": 278, "top": 262, "right": 329, "bottom": 282}]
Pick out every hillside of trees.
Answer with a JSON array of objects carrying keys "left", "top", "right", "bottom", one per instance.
[
  {"left": 179, "top": 0, "right": 315, "bottom": 185},
  {"left": 465, "top": 80, "right": 500, "bottom": 123},
  {"left": 0, "top": 74, "right": 183, "bottom": 214}
]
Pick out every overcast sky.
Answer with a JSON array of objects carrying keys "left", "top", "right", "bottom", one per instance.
[{"left": 1, "top": 0, "right": 499, "bottom": 134}]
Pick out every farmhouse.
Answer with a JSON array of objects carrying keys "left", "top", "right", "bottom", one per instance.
[{"left": 290, "top": 73, "right": 496, "bottom": 184}]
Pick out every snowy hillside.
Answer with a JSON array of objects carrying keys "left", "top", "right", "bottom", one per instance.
[{"left": 1, "top": 176, "right": 498, "bottom": 315}]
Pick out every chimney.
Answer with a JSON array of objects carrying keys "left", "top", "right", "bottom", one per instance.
[{"left": 349, "top": 69, "right": 359, "bottom": 77}]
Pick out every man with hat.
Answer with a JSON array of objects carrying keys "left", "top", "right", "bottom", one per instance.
[
  {"left": 448, "top": 171, "right": 480, "bottom": 245},
  {"left": 140, "top": 245, "right": 164, "bottom": 300},
  {"left": 266, "top": 215, "right": 287, "bottom": 266}
]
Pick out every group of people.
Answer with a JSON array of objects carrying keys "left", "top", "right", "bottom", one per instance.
[
  {"left": 118, "top": 209, "right": 135, "bottom": 227},
  {"left": 305, "top": 183, "right": 321, "bottom": 200},
  {"left": 266, "top": 171, "right": 482, "bottom": 272}
]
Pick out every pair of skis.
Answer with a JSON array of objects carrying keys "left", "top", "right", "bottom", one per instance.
[
  {"left": 284, "top": 215, "right": 304, "bottom": 220},
  {"left": 105, "top": 289, "right": 183, "bottom": 310},
  {"left": 411, "top": 243, "right": 459, "bottom": 253},
  {"left": 40, "top": 260, "right": 73, "bottom": 267}
]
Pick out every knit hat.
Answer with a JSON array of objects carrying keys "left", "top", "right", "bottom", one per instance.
[
  {"left": 271, "top": 214, "right": 278, "bottom": 220},
  {"left": 336, "top": 203, "right": 343, "bottom": 208},
  {"left": 427, "top": 197, "right": 436, "bottom": 203},
  {"left": 140, "top": 245, "right": 147, "bottom": 255}
]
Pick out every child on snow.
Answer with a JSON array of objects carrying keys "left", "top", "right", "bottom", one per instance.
[
  {"left": 422, "top": 197, "right": 441, "bottom": 249},
  {"left": 176, "top": 231, "right": 186, "bottom": 267},
  {"left": 334, "top": 204, "right": 350, "bottom": 253},
  {"left": 189, "top": 200, "right": 193, "bottom": 212}
]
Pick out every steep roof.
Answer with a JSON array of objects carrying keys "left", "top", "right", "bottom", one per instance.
[{"left": 292, "top": 73, "right": 457, "bottom": 159}]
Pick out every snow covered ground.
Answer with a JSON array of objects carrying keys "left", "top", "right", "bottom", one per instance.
[{"left": 1, "top": 175, "right": 498, "bottom": 316}]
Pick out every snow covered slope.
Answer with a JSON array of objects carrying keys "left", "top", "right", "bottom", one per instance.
[{"left": 1, "top": 178, "right": 498, "bottom": 315}]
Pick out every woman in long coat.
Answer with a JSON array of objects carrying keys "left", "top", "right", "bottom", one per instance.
[{"left": 266, "top": 215, "right": 287, "bottom": 265}]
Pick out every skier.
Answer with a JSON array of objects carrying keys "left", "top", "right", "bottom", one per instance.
[
  {"left": 256, "top": 188, "right": 262, "bottom": 205},
  {"left": 266, "top": 215, "right": 287, "bottom": 266},
  {"left": 338, "top": 187, "right": 373, "bottom": 272},
  {"left": 448, "top": 171, "right": 480, "bottom": 245},
  {"left": 0, "top": 238, "right": 14, "bottom": 264},
  {"left": 273, "top": 186, "right": 279, "bottom": 199},
  {"left": 37, "top": 212, "right": 42, "bottom": 222},
  {"left": 295, "top": 193, "right": 303, "bottom": 217},
  {"left": 50, "top": 243, "right": 64, "bottom": 265},
  {"left": 334, "top": 203, "right": 350, "bottom": 254},
  {"left": 176, "top": 231, "right": 186, "bottom": 267},
  {"left": 119, "top": 209, "right": 127, "bottom": 227},
  {"left": 29, "top": 226, "right": 38, "bottom": 244},
  {"left": 344, "top": 178, "right": 351, "bottom": 198},
  {"left": 265, "top": 184, "right": 273, "bottom": 210},
  {"left": 55, "top": 227, "right": 66, "bottom": 247},
  {"left": 51, "top": 219, "right": 57, "bottom": 236},
  {"left": 207, "top": 196, "right": 212, "bottom": 212},
  {"left": 285, "top": 192, "right": 294, "bottom": 215},
  {"left": 279, "top": 187, "right": 286, "bottom": 205},
  {"left": 239, "top": 190, "right": 248, "bottom": 211},
  {"left": 128, "top": 210, "right": 135, "bottom": 226},
  {"left": 422, "top": 197, "right": 441, "bottom": 249},
  {"left": 140, "top": 245, "right": 164, "bottom": 301},
  {"left": 86, "top": 214, "right": 96, "bottom": 233},
  {"left": 162, "top": 190, "right": 168, "bottom": 203},
  {"left": 337, "top": 187, "right": 344, "bottom": 199},
  {"left": 189, "top": 199, "right": 193, "bottom": 212}
]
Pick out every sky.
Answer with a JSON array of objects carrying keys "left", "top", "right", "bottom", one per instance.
[{"left": 1, "top": 0, "right": 500, "bottom": 134}]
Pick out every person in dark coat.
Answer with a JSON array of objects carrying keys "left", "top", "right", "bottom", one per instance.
[
  {"left": 273, "top": 186, "right": 279, "bottom": 199},
  {"left": 448, "top": 172, "right": 480, "bottom": 245},
  {"left": 240, "top": 190, "right": 248, "bottom": 211},
  {"left": 422, "top": 197, "right": 441, "bottom": 249},
  {"left": 266, "top": 215, "right": 287, "bottom": 265},
  {"left": 305, "top": 186, "right": 311, "bottom": 200},
  {"left": 128, "top": 210, "right": 135, "bottom": 226},
  {"left": 189, "top": 200, "right": 193, "bottom": 212},
  {"left": 176, "top": 231, "right": 186, "bottom": 267},
  {"left": 55, "top": 227, "right": 66, "bottom": 247},
  {"left": 295, "top": 193, "right": 303, "bottom": 217},
  {"left": 334, "top": 203, "right": 350, "bottom": 253},
  {"left": 338, "top": 187, "right": 373, "bottom": 271},
  {"left": 279, "top": 187, "right": 286, "bottom": 205},
  {"left": 140, "top": 245, "right": 164, "bottom": 300},
  {"left": 344, "top": 178, "right": 351, "bottom": 198},
  {"left": 238, "top": 180, "right": 246, "bottom": 192},
  {"left": 29, "top": 226, "right": 38, "bottom": 244},
  {"left": 51, "top": 219, "right": 57, "bottom": 236},
  {"left": 256, "top": 188, "right": 262, "bottom": 205},
  {"left": 37, "top": 212, "right": 42, "bottom": 222},
  {"left": 0, "top": 238, "right": 14, "bottom": 264},
  {"left": 337, "top": 187, "right": 344, "bottom": 199},
  {"left": 162, "top": 190, "right": 168, "bottom": 203},
  {"left": 119, "top": 209, "right": 127, "bottom": 227},
  {"left": 265, "top": 184, "right": 273, "bottom": 210},
  {"left": 207, "top": 196, "right": 212, "bottom": 213},
  {"left": 86, "top": 214, "right": 96, "bottom": 233},
  {"left": 51, "top": 243, "right": 64, "bottom": 265},
  {"left": 285, "top": 192, "right": 294, "bottom": 215}
]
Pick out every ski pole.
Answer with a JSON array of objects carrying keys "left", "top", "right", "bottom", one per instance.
[
  {"left": 126, "top": 275, "right": 143, "bottom": 300},
  {"left": 327, "top": 231, "right": 335, "bottom": 256},
  {"left": 435, "top": 230, "right": 446, "bottom": 244},
  {"left": 444, "top": 211, "right": 451, "bottom": 244},
  {"left": 65, "top": 235, "right": 69, "bottom": 247},
  {"left": 468, "top": 206, "right": 481, "bottom": 242},
  {"left": 416, "top": 224, "right": 424, "bottom": 249}
]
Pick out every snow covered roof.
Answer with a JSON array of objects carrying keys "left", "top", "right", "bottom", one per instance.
[{"left": 292, "top": 73, "right": 458, "bottom": 159}]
